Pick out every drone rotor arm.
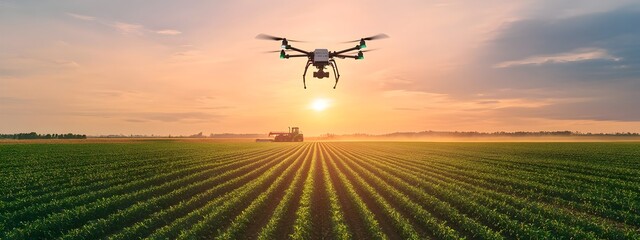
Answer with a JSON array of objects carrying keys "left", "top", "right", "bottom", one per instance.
[
  {"left": 333, "top": 54, "right": 358, "bottom": 59},
  {"left": 332, "top": 46, "right": 360, "bottom": 56},
  {"left": 287, "top": 46, "right": 310, "bottom": 55},
  {"left": 285, "top": 54, "right": 308, "bottom": 58}
]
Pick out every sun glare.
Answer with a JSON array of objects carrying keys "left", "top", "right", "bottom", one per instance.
[{"left": 311, "top": 98, "right": 331, "bottom": 112}]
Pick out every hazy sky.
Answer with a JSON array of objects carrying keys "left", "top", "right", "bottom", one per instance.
[{"left": 2, "top": 0, "right": 640, "bottom": 136}]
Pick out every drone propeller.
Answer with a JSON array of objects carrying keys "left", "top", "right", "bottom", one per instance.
[
  {"left": 261, "top": 49, "right": 292, "bottom": 53},
  {"left": 256, "top": 33, "right": 305, "bottom": 42},
  {"left": 342, "top": 33, "right": 389, "bottom": 43},
  {"left": 360, "top": 49, "right": 378, "bottom": 53}
]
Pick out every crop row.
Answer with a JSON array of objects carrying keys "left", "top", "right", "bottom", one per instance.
[{"left": 1, "top": 141, "right": 638, "bottom": 239}]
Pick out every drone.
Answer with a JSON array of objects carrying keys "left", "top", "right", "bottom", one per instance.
[{"left": 257, "top": 33, "right": 389, "bottom": 89}]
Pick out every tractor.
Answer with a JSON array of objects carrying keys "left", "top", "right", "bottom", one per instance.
[{"left": 269, "top": 127, "right": 304, "bottom": 142}]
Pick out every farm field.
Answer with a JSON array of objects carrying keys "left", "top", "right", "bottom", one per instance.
[{"left": 1, "top": 141, "right": 639, "bottom": 239}]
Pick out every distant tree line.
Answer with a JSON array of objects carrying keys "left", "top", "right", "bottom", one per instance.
[
  {"left": 209, "top": 133, "right": 267, "bottom": 138},
  {"left": 0, "top": 132, "right": 87, "bottom": 139},
  {"left": 318, "top": 131, "right": 640, "bottom": 139},
  {"left": 91, "top": 132, "right": 269, "bottom": 138}
]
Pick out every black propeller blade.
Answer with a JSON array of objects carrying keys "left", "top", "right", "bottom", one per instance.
[
  {"left": 255, "top": 33, "right": 305, "bottom": 42},
  {"left": 360, "top": 49, "right": 379, "bottom": 53},
  {"left": 261, "top": 49, "right": 292, "bottom": 53},
  {"left": 342, "top": 33, "right": 389, "bottom": 43},
  {"left": 363, "top": 33, "right": 389, "bottom": 41}
]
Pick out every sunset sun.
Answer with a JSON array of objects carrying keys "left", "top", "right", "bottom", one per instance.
[{"left": 310, "top": 98, "right": 331, "bottom": 112}]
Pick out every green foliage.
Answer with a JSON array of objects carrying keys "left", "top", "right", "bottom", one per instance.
[
  {"left": 0, "top": 132, "right": 86, "bottom": 139},
  {"left": 0, "top": 141, "right": 638, "bottom": 239},
  {"left": 289, "top": 144, "right": 317, "bottom": 240}
]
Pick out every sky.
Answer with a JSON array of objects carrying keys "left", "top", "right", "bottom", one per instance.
[{"left": 2, "top": 0, "right": 640, "bottom": 136}]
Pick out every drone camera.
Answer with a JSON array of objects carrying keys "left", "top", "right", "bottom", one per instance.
[{"left": 313, "top": 71, "right": 329, "bottom": 78}]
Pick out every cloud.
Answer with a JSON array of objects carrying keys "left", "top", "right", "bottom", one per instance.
[
  {"left": 155, "top": 29, "right": 182, "bottom": 35},
  {"left": 53, "top": 60, "right": 80, "bottom": 68},
  {"left": 110, "top": 22, "right": 144, "bottom": 34},
  {"left": 486, "top": 8, "right": 640, "bottom": 70},
  {"left": 172, "top": 50, "right": 200, "bottom": 57},
  {"left": 107, "top": 23, "right": 184, "bottom": 36},
  {"left": 66, "top": 13, "right": 96, "bottom": 21},
  {"left": 494, "top": 48, "right": 621, "bottom": 68},
  {"left": 109, "top": 22, "right": 182, "bottom": 36},
  {"left": 495, "top": 96, "right": 640, "bottom": 122},
  {"left": 385, "top": 7, "right": 640, "bottom": 124},
  {"left": 0, "top": 57, "right": 79, "bottom": 77},
  {"left": 66, "top": 13, "right": 181, "bottom": 36}
]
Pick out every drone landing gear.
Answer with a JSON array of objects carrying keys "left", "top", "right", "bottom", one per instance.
[
  {"left": 302, "top": 60, "right": 312, "bottom": 89},
  {"left": 330, "top": 59, "right": 340, "bottom": 89},
  {"left": 301, "top": 60, "right": 341, "bottom": 89}
]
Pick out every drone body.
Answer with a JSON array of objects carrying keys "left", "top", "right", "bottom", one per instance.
[
  {"left": 257, "top": 34, "right": 388, "bottom": 89},
  {"left": 311, "top": 49, "right": 330, "bottom": 79}
]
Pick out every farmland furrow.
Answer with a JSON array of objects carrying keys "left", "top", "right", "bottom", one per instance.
[
  {"left": 374, "top": 148, "right": 640, "bottom": 228},
  {"left": 107, "top": 144, "right": 307, "bottom": 239},
  {"left": 2, "top": 141, "right": 638, "bottom": 239},
  {"left": 145, "top": 143, "right": 307, "bottom": 239},
  {"left": 333, "top": 144, "right": 504, "bottom": 240},
  {"left": 254, "top": 144, "right": 313, "bottom": 240},
  {"left": 428, "top": 159, "right": 640, "bottom": 225},
  {"left": 0, "top": 145, "right": 217, "bottom": 198},
  {"left": 311, "top": 143, "right": 332, "bottom": 239},
  {"left": 1, "top": 144, "right": 300, "bottom": 239},
  {"left": 326, "top": 143, "right": 483, "bottom": 240},
  {"left": 174, "top": 143, "right": 309, "bottom": 239},
  {"left": 59, "top": 144, "right": 301, "bottom": 239},
  {"left": 0, "top": 144, "right": 290, "bottom": 233},
  {"left": 324, "top": 143, "right": 422, "bottom": 240},
  {"left": 215, "top": 143, "right": 313, "bottom": 240},
  {"left": 289, "top": 143, "right": 318, "bottom": 240},
  {"left": 401, "top": 144, "right": 640, "bottom": 183},
  {"left": 358, "top": 144, "right": 640, "bottom": 226},
  {"left": 423, "top": 151, "right": 640, "bottom": 212},
  {"left": 0, "top": 145, "right": 284, "bottom": 214},
  {"left": 332, "top": 144, "right": 549, "bottom": 239},
  {"left": 324, "top": 144, "right": 389, "bottom": 240},
  {"left": 338, "top": 143, "right": 638, "bottom": 239},
  {"left": 318, "top": 147, "right": 371, "bottom": 239},
  {"left": 318, "top": 144, "right": 351, "bottom": 240}
]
